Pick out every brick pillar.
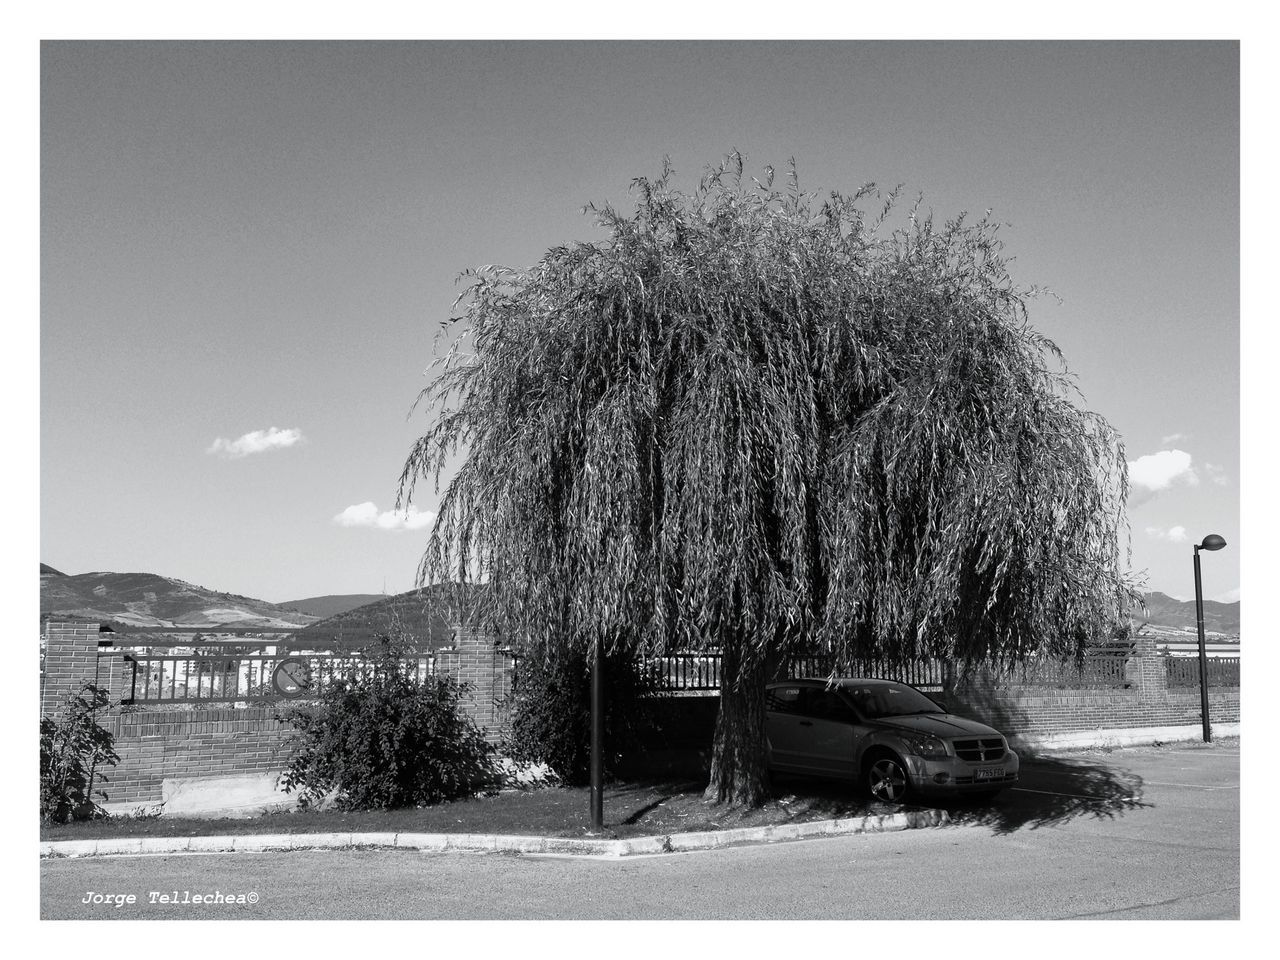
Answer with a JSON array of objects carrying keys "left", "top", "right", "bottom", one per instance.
[
  {"left": 435, "top": 624, "right": 514, "bottom": 745},
  {"left": 97, "top": 651, "right": 136, "bottom": 704},
  {"left": 1132, "top": 630, "right": 1167, "bottom": 701},
  {"left": 41, "top": 621, "right": 102, "bottom": 718}
]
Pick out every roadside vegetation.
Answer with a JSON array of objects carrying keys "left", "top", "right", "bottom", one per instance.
[
  {"left": 277, "top": 637, "right": 499, "bottom": 810},
  {"left": 40, "top": 683, "right": 119, "bottom": 824},
  {"left": 504, "top": 646, "right": 664, "bottom": 786}
]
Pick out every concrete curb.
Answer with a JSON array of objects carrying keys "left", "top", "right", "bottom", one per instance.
[
  {"left": 1019, "top": 723, "right": 1241, "bottom": 752},
  {"left": 40, "top": 808, "right": 950, "bottom": 861}
]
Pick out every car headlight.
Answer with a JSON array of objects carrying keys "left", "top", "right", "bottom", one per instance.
[{"left": 902, "top": 734, "right": 949, "bottom": 759}]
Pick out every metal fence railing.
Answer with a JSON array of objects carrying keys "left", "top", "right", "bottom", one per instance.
[
  {"left": 530, "top": 652, "right": 1242, "bottom": 696},
  {"left": 102, "top": 639, "right": 435, "bottom": 705},
  {"left": 640, "top": 654, "right": 949, "bottom": 692},
  {"left": 642, "top": 653, "right": 723, "bottom": 691},
  {"left": 980, "top": 656, "right": 1135, "bottom": 690},
  {"left": 784, "top": 656, "right": 949, "bottom": 690},
  {"left": 93, "top": 632, "right": 1240, "bottom": 706},
  {"left": 1163, "top": 656, "right": 1241, "bottom": 688}
]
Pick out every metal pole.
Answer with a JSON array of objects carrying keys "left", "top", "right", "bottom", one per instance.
[
  {"left": 590, "top": 640, "right": 604, "bottom": 830},
  {"left": 1194, "top": 548, "right": 1212, "bottom": 743}
]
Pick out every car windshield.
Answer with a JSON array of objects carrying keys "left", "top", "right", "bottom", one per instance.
[{"left": 843, "top": 682, "right": 944, "bottom": 719}]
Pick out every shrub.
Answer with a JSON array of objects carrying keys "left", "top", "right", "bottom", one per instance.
[
  {"left": 278, "top": 645, "right": 499, "bottom": 810},
  {"left": 505, "top": 646, "right": 663, "bottom": 786},
  {"left": 40, "top": 683, "right": 119, "bottom": 824}
]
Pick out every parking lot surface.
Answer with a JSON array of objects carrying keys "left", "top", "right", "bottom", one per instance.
[{"left": 40, "top": 739, "right": 1240, "bottom": 920}]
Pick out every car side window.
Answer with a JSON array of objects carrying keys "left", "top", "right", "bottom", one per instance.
[
  {"left": 796, "top": 688, "right": 855, "bottom": 722},
  {"left": 845, "top": 686, "right": 882, "bottom": 718},
  {"left": 766, "top": 686, "right": 802, "bottom": 714}
]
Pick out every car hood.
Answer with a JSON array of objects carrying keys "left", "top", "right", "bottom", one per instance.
[{"left": 875, "top": 713, "right": 1003, "bottom": 739}]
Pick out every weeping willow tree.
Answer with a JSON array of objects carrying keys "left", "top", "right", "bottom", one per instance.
[{"left": 399, "top": 154, "right": 1138, "bottom": 807}]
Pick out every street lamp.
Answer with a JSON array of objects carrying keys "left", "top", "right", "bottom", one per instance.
[
  {"left": 1193, "top": 534, "right": 1228, "bottom": 743},
  {"left": 590, "top": 641, "right": 604, "bottom": 830}
]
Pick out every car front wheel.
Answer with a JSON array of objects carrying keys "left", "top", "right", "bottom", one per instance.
[{"left": 866, "top": 754, "right": 910, "bottom": 803}]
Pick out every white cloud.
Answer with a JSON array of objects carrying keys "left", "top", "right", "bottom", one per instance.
[
  {"left": 1128, "top": 449, "right": 1198, "bottom": 505},
  {"left": 208, "top": 426, "right": 304, "bottom": 459},
  {"left": 333, "top": 501, "right": 436, "bottom": 532},
  {"left": 1160, "top": 432, "right": 1190, "bottom": 445},
  {"left": 1145, "top": 524, "right": 1189, "bottom": 543},
  {"left": 1204, "top": 462, "right": 1229, "bottom": 487},
  {"left": 1212, "top": 587, "right": 1240, "bottom": 603}
]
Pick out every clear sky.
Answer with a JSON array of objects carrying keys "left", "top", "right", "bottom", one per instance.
[{"left": 40, "top": 40, "right": 1239, "bottom": 604}]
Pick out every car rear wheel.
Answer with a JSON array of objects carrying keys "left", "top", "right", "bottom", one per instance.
[{"left": 865, "top": 754, "right": 910, "bottom": 803}]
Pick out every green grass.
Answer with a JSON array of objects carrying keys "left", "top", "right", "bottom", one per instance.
[{"left": 40, "top": 777, "right": 886, "bottom": 842}]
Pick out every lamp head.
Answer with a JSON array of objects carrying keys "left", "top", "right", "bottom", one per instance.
[{"left": 1197, "top": 534, "right": 1228, "bottom": 552}]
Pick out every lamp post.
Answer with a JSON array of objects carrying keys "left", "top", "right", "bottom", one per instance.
[
  {"left": 1193, "top": 534, "right": 1228, "bottom": 743},
  {"left": 590, "top": 641, "right": 604, "bottom": 830}
]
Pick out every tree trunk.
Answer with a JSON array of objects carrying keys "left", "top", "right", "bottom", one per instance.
[{"left": 703, "top": 645, "right": 771, "bottom": 807}]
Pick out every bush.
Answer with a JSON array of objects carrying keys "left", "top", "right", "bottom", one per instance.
[
  {"left": 278, "top": 646, "right": 499, "bottom": 810},
  {"left": 40, "top": 683, "right": 119, "bottom": 824},
  {"left": 505, "top": 646, "right": 663, "bottom": 786}
]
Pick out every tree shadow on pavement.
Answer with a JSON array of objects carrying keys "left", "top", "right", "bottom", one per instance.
[
  {"left": 924, "top": 752, "right": 1149, "bottom": 835},
  {"left": 764, "top": 751, "right": 1148, "bottom": 837},
  {"left": 765, "top": 681, "right": 1152, "bottom": 836},
  {"left": 922, "top": 681, "right": 1151, "bottom": 834},
  {"left": 617, "top": 691, "right": 1152, "bottom": 836}
]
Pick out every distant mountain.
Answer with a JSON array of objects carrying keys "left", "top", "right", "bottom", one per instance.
[
  {"left": 277, "top": 594, "right": 385, "bottom": 620},
  {"left": 1139, "top": 591, "right": 1240, "bottom": 635},
  {"left": 42, "top": 566, "right": 1237, "bottom": 640},
  {"left": 40, "top": 568, "right": 319, "bottom": 629},
  {"left": 295, "top": 583, "right": 486, "bottom": 649}
]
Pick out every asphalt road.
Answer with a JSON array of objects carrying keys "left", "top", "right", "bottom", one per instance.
[{"left": 40, "top": 740, "right": 1239, "bottom": 920}]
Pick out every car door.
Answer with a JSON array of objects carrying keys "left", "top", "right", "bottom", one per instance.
[
  {"left": 764, "top": 685, "right": 807, "bottom": 770},
  {"left": 791, "top": 687, "right": 859, "bottom": 778}
]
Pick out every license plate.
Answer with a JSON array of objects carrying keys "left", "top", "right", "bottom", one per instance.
[{"left": 974, "top": 767, "right": 1005, "bottom": 781}]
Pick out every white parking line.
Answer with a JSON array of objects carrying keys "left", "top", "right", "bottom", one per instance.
[
  {"left": 1012, "top": 779, "right": 1237, "bottom": 800},
  {"left": 1142, "top": 780, "right": 1239, "bottom": 791},
  {"left": 1010, "top": 787, "right": 1130, "bottom": 801}
]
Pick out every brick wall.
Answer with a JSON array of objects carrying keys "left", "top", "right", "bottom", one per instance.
[
  {"left": 41, "top": 621, "right": 100, "bottom": 717},
  {"left": 434, "top": 626, "right": 515, "bottom": 745},
  {"left": 41, "top": 620, "right": 1240, "bottom": 807},
  {"left": 99, "top": 708, "right": 294, "bottom": 807},
  {"left": 944, "top": 683, "right": 1240, "bottom": 745},
  {"left": 935, "top": 634, "right": 1241, "bottom": 744},
  {"left": 42, "top": 620, "right": 522, "bottom": 807},
  {"left": 96, "top": 624, "right": 518, "bottom": 806},
  {"left": 42, "top": 622, "right": 297, "bottom": 806}
]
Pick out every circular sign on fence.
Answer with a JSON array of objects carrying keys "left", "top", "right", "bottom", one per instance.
[{"left": 272, "top": 657, "right": 311, "bottom": 698}]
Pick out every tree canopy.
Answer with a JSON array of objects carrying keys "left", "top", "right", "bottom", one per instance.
[{"left": 399, "top": 155, "right": 1138, "bottom": 804}]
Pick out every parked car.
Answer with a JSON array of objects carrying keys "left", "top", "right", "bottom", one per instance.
[{"left": 764, "top": 677, "right": 1019, "bottom": 803}]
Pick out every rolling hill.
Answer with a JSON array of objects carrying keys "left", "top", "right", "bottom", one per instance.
[
  {"left": 293, "top": 583, "right": 485, "bottom": 649},
  {"left": 42, "top": 563, "right": 1239, "bottom": 641},
  {"left": 277, "top": 594, "right": 385, "bottom": 620},
  {"left": 293, "top": 586, "right": 1239, "bottom": 647},
  {"left": 40, "top": 568, "right": 319, "bottom": 629},
  {"left": 1138, "top": 591, "right": 1240, "bottom": 635}
]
